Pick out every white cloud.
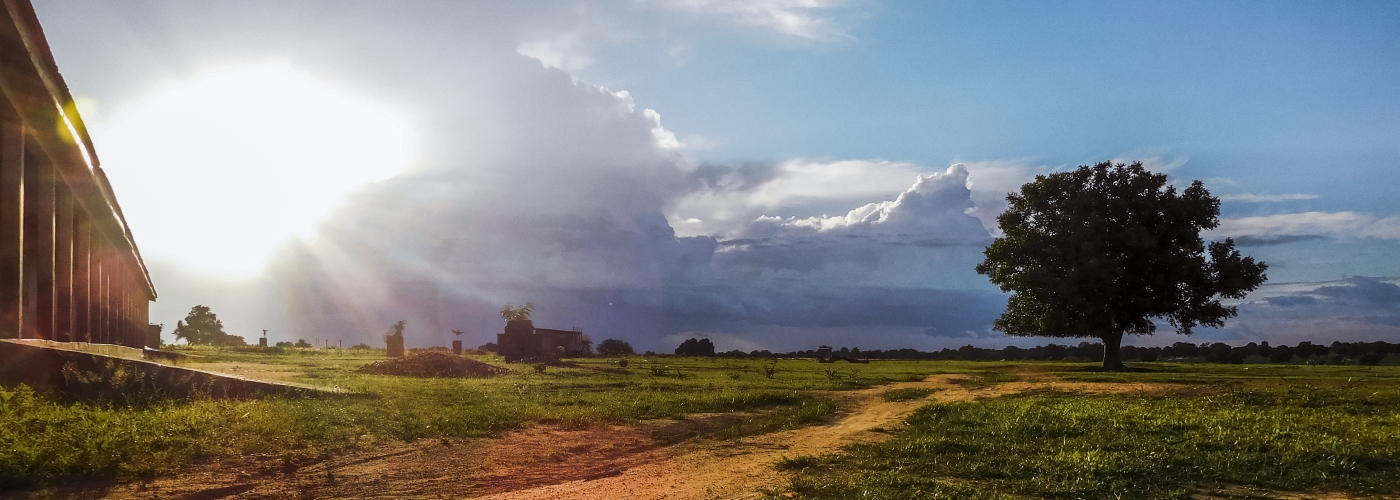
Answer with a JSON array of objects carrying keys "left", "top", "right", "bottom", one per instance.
[
  {"left": 738, "top": 163, "right": 988, "bottom": 242},
  {"left": 517, "top": 37, "right": 597, "bottom": 72},
  {"left": 1213, "top": 211, "right": 1400, "bottom": 239},
  {"left": 1218, "top": 193, "right": 1319, "bottom": 202},
  {"left": 656, "top": 0, "right": 850, "bottom": 40},
  {"left": 668, "top": 158, "right": 930, "bottom": 236},
  {"left": 1115, "top": 155, "right": 1188, "bottom": 173}
]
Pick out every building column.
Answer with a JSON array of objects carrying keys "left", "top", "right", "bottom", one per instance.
[
  {"left": 21, "top": 147, "right": 54, "bottom": 340},
  {"left": 113, "top": 262, "right": 127, "bottom": 347},
  {"left": 101, "top": 252, "right": 112, "bottom": 344},
  {"left": 101, "top": 250, "right": 111, "bottom": 344},
  {"left": 72, "top": 210, "right": 89, "bottom": 342},
  {"left": 91, "top": 242, "right": 104, "bottom": 343},
  {"left": 0, "top": 117, "right": 21, "bottom": 338},
  {"left": 54, "top": 184, "right": 72, "bottom": 342}
]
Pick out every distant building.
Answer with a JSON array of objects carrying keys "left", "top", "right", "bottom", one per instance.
[
  {"left": 496, "top": 320, "right": 587, "bottom": 362},
  {"left": 1, "top": 1, "right": 156, "bottom": 347}
]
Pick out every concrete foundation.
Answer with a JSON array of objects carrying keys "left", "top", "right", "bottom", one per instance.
[{"left": 0, "top": 339, "right": 317, "bottom": 400}]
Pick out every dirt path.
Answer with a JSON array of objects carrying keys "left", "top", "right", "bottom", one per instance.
[
  {"left": 29, "top": 374, "right": 1178, "bottom": 499},
  {"left": 477, "top": 374, "right": 1183, "bottom": 500}
]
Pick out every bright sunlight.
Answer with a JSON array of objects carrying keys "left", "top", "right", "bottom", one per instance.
[{"left": 91, "top": 63, "right": 416, "bottom": 277}]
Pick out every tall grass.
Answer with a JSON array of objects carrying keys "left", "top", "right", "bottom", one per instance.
[{"left": 782, "top": 386, "right": 1400, "bottom": 499}]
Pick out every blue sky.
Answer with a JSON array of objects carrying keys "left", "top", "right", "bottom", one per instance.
[
  {"left": 597, "top": 1, "right": 1400, "bottom": 211},
  {"left": 30, "top": 0, "right": 1400, "bottom": 351}
]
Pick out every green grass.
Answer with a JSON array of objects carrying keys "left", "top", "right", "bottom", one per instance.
[
  {"left": 881, "top": 387, "right": 939, "bottom": 402},
  {"left": 14, "top": 350, "right": 1400, "bottom": 496},
  {"left": 955, "top": 370, "right": 1020, "bottom": 389},
  {"left": 0, "top": 350, "right": 948, "bottom": 489},
  {"left": 780, "top": 384, "right": 1400, "bottom": 499}
]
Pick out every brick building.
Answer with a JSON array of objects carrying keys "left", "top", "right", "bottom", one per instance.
[
  {"left": 1, "top": 0, "right": 156, "bottom": 347},
  {"left": 496, "top": 320, "right": 588, "bottom": 362}
]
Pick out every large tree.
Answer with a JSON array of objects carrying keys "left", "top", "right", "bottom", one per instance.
[
  {"left": 172, "top": 305, "right": 243, "bottom": 346},
  {"left": 597, "top": 338, "right": 635, "bottom": 356},
  {"left": 975, "top": 161, "right": 1267, "bottom": 371}
]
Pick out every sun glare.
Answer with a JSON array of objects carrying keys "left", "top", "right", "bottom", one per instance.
[{"left": 92, "top": 63, "right": 416, "bottom": 277}]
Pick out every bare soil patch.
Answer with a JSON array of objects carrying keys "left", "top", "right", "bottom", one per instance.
[
  {"left": 358, "top": 352, "right": 509, "bottom": 378},
  {"left": 470, "top": 425, "right": 663, "bottom": 495}
]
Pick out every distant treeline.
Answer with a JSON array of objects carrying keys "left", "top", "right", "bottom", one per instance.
[{"left": 710, "top": 341, "right": 1400, "bottom": 365}]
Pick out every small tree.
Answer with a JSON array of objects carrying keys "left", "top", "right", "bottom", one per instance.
[
  {"left": 598, "top": 339, "right": 635, "bottom": 356},
  {"left": 172, "top": 305, "right": 227, "bottom": 345},
  {"left": 976, "top": 161, "right": 1267, "bottom": 371},
  {"left": 386, "top": 320, "right": 407, "bottom": 338},
  {"left": 500, "top": 303, "right": 535, "bottom": 321}
]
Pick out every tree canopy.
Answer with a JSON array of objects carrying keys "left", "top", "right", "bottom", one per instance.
[
  {"left": 975, "top": 161, "right": 1267, "bottom": 370},
  {"left": 597, "top": 338, "right": 635, "bottom": 356},
  {"left": 675, "top": 338, "right": 716, "bottom": 357},
  {"left": 385, "top": 320, "right": 407, "bottom": 338},
  {"left": 500, "top": 303, "right": 534, "bottom": 322},
  {"left": 172, "top": 305, "right": 244, "bottom": 346}
]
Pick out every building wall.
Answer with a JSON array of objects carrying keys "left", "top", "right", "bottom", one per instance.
[
  {"left": 0, "top": 0, "right": 155, "bottom": 347},
  {"left": 496, "top": 321, "right": 585, "bottom": 362}
]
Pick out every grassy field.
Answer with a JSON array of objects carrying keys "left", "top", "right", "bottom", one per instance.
[
  {"left": 777, "top": 363, "right": 1400, "bottom": 499},
  {"left": 4, "top": 350, "right": 1400, "bottom": 497},
  {"left": 0, "top": 347, "right": 943, "bottom": 489}
]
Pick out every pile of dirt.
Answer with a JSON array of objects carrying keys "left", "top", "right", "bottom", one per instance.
[{"left": 358, "top": 352, "right": 510, "bottom": 378}]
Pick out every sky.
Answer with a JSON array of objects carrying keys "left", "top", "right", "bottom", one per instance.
[{"left": 29, "top": 0, "right": 1400, "bottom": 352}]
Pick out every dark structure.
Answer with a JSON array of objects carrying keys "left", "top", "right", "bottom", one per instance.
[
  {"left": 1, "top": 0, "right": 156, "bottom": 348},
  {"left": 496, "top": 320, "right": 587, "bottom": 362}
]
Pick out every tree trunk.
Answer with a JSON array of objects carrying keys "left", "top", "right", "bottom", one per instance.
[{"left": 1101, "top": 331, "right": 1126, "bottom": 371}]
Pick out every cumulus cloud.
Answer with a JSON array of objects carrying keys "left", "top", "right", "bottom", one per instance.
[
  {"left": 517, "top": 37, "right": 598, "bottom": 72},
  {"left": 668, "top": 158, "right": 1045, "bottom": 238},
  {"left": 733, "top": 164, "right": 988, "bottom": 242},
  {"left": 669, "top": 158, "right": 929, "bottom": 236},
  {"left": 273, "top": 150, "right": 1004, "bottom": 350}
]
